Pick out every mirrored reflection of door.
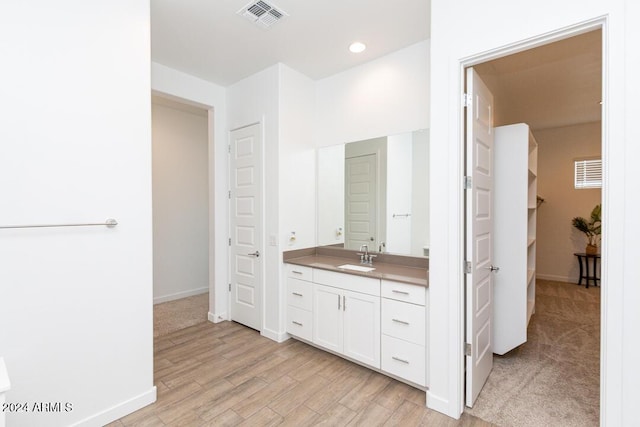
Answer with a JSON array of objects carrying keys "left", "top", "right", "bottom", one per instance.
[{"left": 345, "top": 154, "right": 377, "bottom": 251}]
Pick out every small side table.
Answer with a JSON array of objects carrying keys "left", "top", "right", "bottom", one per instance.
[{"left": 574, "top": 253, "right": 601, "bottom": 288}]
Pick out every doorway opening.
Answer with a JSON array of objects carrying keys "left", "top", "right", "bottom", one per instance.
[
  {"left": 463, "top": 28, "right": 603, "bottom": 426},
  {"left": 151, "top": 95, "right": 211, "bottom": 337}
]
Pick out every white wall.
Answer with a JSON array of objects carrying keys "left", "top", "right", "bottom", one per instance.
[
  {"left": 150, "top": 62, "right": 228, "bottom": 322},
  {"left": 152, "top": 100, "right": 209, "bottom": 303},
  {"left": 316, "top": 40, "right": 430, "bottom": 147},
  {"left": 535, "top": 122, "right": 602, "bottom": 283},
  {"left": 279, "top": 66, "right": 317, "bottom": 251},
  {"left": 430, "top": 1, "right": 639, "bottom": 423},
  {"left": 0, "top": 1, "right": 155, "bottom": 426},
  {"left": 317, "top": 144, "right": 345, "bottom": 246}
]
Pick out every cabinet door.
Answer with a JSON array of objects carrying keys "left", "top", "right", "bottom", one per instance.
[
  {"left": 313, "top": 284, "right": 343, "bottom": 354},
  {"left": 343, "top": 289, "right": 380, "bottom": 368}
]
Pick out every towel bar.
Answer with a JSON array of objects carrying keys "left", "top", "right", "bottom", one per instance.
[{"left": 0, "top": 218, "right": 118, "bottom": 230}]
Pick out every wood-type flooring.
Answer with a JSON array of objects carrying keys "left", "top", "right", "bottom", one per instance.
[{"left": 110, "top": 320, "right": 491, "bottom": 426}]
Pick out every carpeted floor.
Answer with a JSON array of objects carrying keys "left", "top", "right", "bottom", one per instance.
[
  {"left": 465, "top": 279, "right": 600, "bottom": 426},
  {"left": 154, "top": 292, "right": 209, "bottom": 337}
]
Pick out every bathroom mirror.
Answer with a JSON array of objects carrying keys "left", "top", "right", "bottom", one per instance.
[{"left": 317, "top": 129, "right": 429, "bottom": 257}]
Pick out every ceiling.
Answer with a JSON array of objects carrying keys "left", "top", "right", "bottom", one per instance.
[
  {"left": 151, "top": 3, "right": 601, "bottom": 131},
  {"left": 474, "top": 30, "right": 602, "bottom": 131},
  {"left": 151, "top": 0, "right": 431, "bottom": 86}
]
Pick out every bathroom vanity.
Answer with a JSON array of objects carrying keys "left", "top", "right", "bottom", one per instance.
[{"left": 283, "top": 247, "right": 428, "bottom": 389}]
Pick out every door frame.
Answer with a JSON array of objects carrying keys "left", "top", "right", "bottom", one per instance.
[
  {"left": 228, "top": 121, "right": 266, "bottom": 332},
  {"left": 458, "top": 17, "right": 607, "bottom": 416}
]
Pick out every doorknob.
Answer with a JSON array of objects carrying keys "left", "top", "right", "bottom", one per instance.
[
  {"left": 248, "top": 251, "right": 260, "bottom": 258},
  {"left": 486, "top": 265, "right": 500, "bottom": 272}
]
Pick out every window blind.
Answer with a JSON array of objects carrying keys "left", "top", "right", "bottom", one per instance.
[{"left": 575, "top": 159, "right": 602, "bottom": 189}]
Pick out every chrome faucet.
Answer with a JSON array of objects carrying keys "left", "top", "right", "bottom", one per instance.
[
  {"left": 357, "top": 244, "right": 376, "bottom": 265},
  {"left": 358, "top": 244, "right": 368, "bottom": 264}
]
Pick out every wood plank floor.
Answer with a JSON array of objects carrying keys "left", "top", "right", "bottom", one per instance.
[{"left": 110, "top": 321, "right": 492, "bottom": 426}]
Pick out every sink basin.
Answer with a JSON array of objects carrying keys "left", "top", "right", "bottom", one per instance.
[{"left": 337, "top": 264, "right": 376, "bottom": 273}]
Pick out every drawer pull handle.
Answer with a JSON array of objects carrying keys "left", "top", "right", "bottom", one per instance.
[
  {"left": 392, "top": 356, "right": 410, "bottom": 364},
  {"left": 292, "top": 321, "right": 303, "bottom": 326},
  {"left": 392, "top": 318, "right": 410, "bottom": 325},
  {"left": 292, "top": 292, "right": 303, "bottom": 297},
  {"left": 392, "top": 290, "right": 410, "bottom": 295},
  {"left": 292, "top": 271, "right": 304, "bottom": 275}
]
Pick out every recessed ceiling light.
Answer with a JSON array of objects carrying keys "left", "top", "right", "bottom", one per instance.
[{"left": 349, "top": 42, "right": 366, "bottom": 53}]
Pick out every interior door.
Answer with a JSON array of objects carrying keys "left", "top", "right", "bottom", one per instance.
[
  {"left": 345, "top": 154, "right": 377, "bottom": 251},
  {"left": 465, "top": 67, "right": 495, "bottom": 407},
  {"left": 229, "top": 123, "right": 263, "bottom": 331}
]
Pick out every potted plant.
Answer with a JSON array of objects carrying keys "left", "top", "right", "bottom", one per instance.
[{"left": 572, "top": 204, "right": 601, "bottom": 255}]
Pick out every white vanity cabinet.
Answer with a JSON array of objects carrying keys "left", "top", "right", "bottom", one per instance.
[
  {"left": 312, "top": 269, "right": 380, "bottom": 368},
  {"left": 380, "top": 280, "right": 427, "bottom": 386},
  {"left": 285, "top": 265, "right": 314, "bottom": 341},
  {"left": 284, "top": 262, "right": 428, "bottom": 388}
]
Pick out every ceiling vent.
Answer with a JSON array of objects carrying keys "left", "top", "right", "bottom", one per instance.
[{"left": 238, "top": 1, "right": 288, "bottom": 29}]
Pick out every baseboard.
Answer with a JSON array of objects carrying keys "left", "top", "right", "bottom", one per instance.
[
  {"left": 153, "top": 287, "right": 208, "bottom": 305},
  {"left": 261, "top": 328, "right": 290, "bottom": 343},
  {"left": 427, "top": 390, "right": 458, "bottom": 419},
  {"left": 71, "top": 386, "right": 156, "bottom": 427},
  {"left": 535, "top": 273, "right": 575, "bottom": 283},
  {"left": 208, "top": 311, "right": 228, "bottom": 323}
]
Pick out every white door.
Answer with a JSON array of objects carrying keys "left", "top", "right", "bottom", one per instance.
[
  {"left": 465, "top": 68, "right": 495, "bottom": 407},
  {"left": 345, "top": 154, "right": 377, "bottom": 251},
  {"left": 343, "top": 289, "right": 380, "bottom": 368},
  {"left": 229, "top": 124, "right": 263, "bottom": 330},
  {"left": 312, "top": 284, "right": 343, "bottom": 353}
]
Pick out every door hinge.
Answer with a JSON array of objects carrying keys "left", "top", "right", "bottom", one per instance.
[
  {"left": 463, "top": 93, "right": 472, "bottom": 108},
  {"left": 463, "top": 176, "right": 472, "bottom": 190},
  {"left": 228, "top": 145, "right": 231, "bottom": 154},
  {"left": 465, "top": 261, "right": 472, "bottom": 274},
  {"left": 228, "top": 238, "right": 231, "bottom": 246},
  {"left": 228, "top": 190, "right": 231, "bottom": 199},
  {"left": 228, "top": 283, "right": 231, "bottom": 292},
  {"left": 465, "top": 342, "right": 472, "bottom": 356}
]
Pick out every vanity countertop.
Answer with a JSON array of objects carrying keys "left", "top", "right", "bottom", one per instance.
[{"left": 284, "top": 254, "right": 428, "bottom": 287}]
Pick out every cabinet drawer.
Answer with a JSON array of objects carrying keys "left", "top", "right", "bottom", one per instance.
[
  {"left": 286, "top": 264, "right": 313, "bottom": 281},
  {"left": 313, "top": 268, "right": 380, "bottom": 296},
  {"left": 287, "top": 278, "right": 313, "bottom": 311},
  {"left": 381, "top": 299, "right": 425, "bottom": 345},
  {"left": 381, "top": 335, "right": 426, "bottom": 386},
  {"left": 287, "top": 306, "right": 312, "bottom": 341},
  {"left": 381, "top": 280, "right": 426, "bottom": 306}
]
